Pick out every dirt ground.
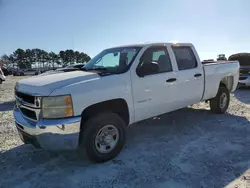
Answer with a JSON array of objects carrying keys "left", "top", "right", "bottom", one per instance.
[{"left": 0, "top": 76, "right": 250, "bottom": 188}]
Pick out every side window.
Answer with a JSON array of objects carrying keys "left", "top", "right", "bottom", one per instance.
[
  {"left": 172, "top": 46, "right": 197, "bottom": 70},
  {"left": 152, "top": 50, "right": 165, "bottom": 62},
  {"left": 137, "top": 47, "right": 172, "bottom": 76}
]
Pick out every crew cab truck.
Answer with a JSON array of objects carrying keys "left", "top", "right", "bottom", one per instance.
[{"left": 13, "top": 43, "right": 239, "bottom": 162}]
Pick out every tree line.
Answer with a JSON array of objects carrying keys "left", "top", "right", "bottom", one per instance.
[{"left": 0, "top": 48, "right": 91, "bottom": 69}]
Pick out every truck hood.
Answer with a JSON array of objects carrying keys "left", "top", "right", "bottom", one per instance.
[
  {"left": 40, "top": 68, "right": 80, "bottom": 76},
  {"left": 16, "top": 71, "right": 99, "bottom": 96}
]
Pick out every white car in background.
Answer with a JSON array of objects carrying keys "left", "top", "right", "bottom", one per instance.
[
  {"left": 17, "top": 68, "right": 41, "bottom": 76},
  {"left": 238, "top": 66, "right": 250, "bottom": 87},
  {"left": 0, "top": 68, "right": 6, "bottom": 84}
]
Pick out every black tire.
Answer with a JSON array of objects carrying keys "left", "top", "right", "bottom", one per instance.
[
  {"left": 210, "top": 86, "right": 230, "bottom": 114},
  {"left": 79, "top": 112, "right": 126, "bottom": 162},
  {"left": 20, "top": 73, "right": 24, "bottom": 76},
  {"left": 0, "top": 79, "right": 2, "bottom": 84}
]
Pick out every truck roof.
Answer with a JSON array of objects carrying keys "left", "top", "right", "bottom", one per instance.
[{"left": 112, "top": 42, "right": 194, "bottom": 48}]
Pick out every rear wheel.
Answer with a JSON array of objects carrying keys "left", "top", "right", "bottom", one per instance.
[
  {"left": 210, "top": 86, "right": 230, "bottom": 113},
  {"left": 79, "top": 112, "right": 126, "bottom": 162}
]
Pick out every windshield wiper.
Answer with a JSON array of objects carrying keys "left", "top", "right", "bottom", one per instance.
[
  {"left": 85, "top": 67, "right": 108, "bottom": 71},
  {"left": 81, "top": 67, "right": 108, "bottom": 71},
  {"left": 81, "top": 67, "right": 116, "bottom": 75}
]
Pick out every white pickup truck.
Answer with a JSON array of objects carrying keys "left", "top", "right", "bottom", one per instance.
[{"left": 14, "top": 42, "right": 239, "bottom": 162}]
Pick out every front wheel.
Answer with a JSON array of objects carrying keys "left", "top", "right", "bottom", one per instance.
[
  {"left": 210, "top": 86, "right": 230, "bottom": 114},
  {"left": 79, "top": 112, "right": 126, "bottom": 162}
]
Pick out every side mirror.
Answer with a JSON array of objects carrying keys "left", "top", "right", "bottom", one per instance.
[{"left": 137, "top": 61, "right": 159, "bottom": 77}]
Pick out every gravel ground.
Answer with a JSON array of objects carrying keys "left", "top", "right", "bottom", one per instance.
[{"left": 0, "top": 76, "right": 250, "bottom": 188}]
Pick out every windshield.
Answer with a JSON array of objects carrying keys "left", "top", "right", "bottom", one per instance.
[{"left": 84, "top": 47, "right": 142, "bottom": 73}]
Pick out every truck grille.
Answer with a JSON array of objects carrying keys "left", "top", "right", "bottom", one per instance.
[
  {"left": 20, "top": 107, "right": 37, "bottom": 120},
  {"left": 15, "top": 91, "right": 35, "bottom": 105},
  {"left": 15, "top": 91, "right": 41, "bottom": 121}
]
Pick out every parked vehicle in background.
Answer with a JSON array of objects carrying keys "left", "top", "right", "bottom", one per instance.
[
  {"left": 14, "top": 42, "right": 239, "bottom": 162},
  {"left": 34, "top": 69, "right": 42, "bottom": 75},
  {"left": 229, "top": 53, "right": 250, "bottom": 87},
  {"left": 40, "top": 67, "right": 54, "bottom": 73},
  {"left": 6, "top": 68, "right": 14, "bottom": 75},
  {"left": 16, "top": 68, "right": 41, "bottom": 76},
  {"left": 1, "top": 67, "right": 10, "bottom": 76},
  {"left": 0, "top": 68, "right": 6, "bottom": 84},
  {"left": 13, "top": 69, "right": 24, "bottom": 76},
  {"left": 12, "top": 69, "right": 19, "bottom": 76},
  {"left": 41, "top": 63, "right": 86, "bottom": 75},
  {"left": 238, "top": 72, "right": 250, "bottom": 87},
  {"left": 217, "top": 54, "right": 227, "bottom": 61}
]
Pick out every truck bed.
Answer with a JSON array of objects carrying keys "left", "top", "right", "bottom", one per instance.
[{"left": 202, "top": 60, "right": 239, "bottom": 101}]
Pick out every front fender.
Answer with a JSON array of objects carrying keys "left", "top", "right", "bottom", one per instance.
[{"left": 50, "top": 72, "right": 135, "bottom": 124}]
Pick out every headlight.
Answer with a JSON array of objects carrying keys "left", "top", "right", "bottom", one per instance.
[{"left": 42, "top": 95, "right": 73, "bottom": 118}]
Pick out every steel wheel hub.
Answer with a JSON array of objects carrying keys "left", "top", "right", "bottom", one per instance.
[
  {"left": 95, "top": 125, "right": 119, "bottom": 153},
  {"left": 220, "top": 93, "right": 227, "bottom": 109}
]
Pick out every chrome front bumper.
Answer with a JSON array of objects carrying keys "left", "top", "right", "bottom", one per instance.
[{"left": 13, "top": 107, "right": 81, "bottom": 150}]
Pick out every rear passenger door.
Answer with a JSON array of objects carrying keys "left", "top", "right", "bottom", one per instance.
[{"left": 171, "top": 46, "right": 204, "bottom": 107}]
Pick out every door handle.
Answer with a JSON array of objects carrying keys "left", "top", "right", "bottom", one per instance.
[
  {"left": 194, "top": 73, "right": 202, "bottom": 77},
  {"left": 166, "top": 78, "right": 177, "bottom": 82}
]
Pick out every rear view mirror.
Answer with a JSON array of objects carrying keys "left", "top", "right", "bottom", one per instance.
[{"left": 137, "top": 61, "right": 159, "bottom": 77}]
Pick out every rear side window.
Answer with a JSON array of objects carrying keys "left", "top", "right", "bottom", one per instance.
[{"left": 172, "top": 47, "right": 197, "bottom": 70}]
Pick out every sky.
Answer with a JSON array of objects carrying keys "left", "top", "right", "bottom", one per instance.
[{"left": 0, "top": 0, "right": 250, "bottom": 60}]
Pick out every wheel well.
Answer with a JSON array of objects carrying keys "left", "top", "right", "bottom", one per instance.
[
  {"left": 80, "top": 99, "right": 129, "bottom": 131},
  {"left": 220, "top": 76, "right": 234, "bottom": 91},
  {"left": 219, "top": 82, "right": 227, "bottom": 88}
]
